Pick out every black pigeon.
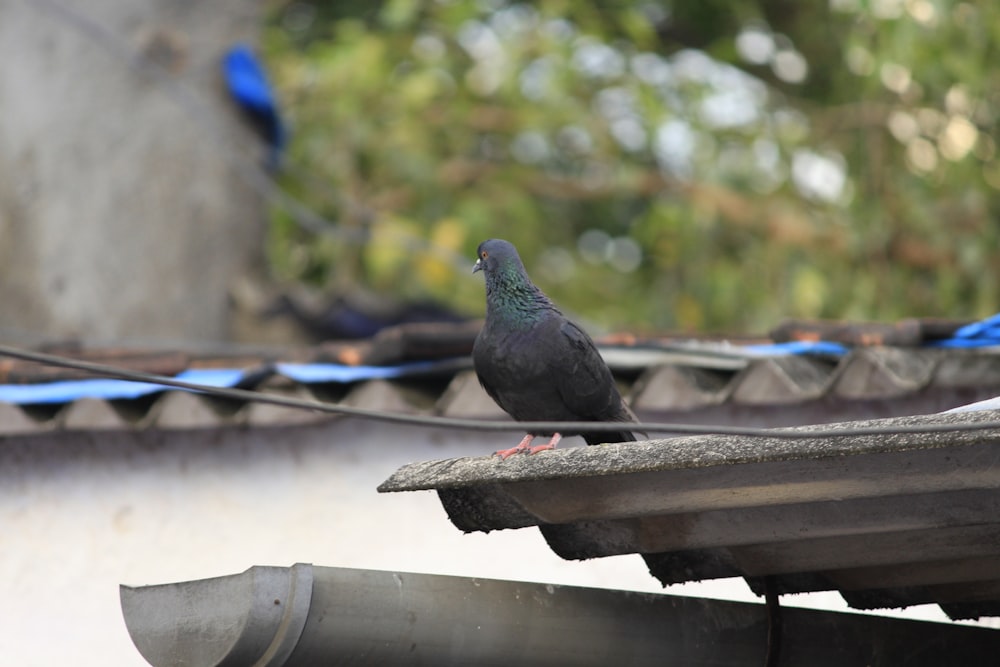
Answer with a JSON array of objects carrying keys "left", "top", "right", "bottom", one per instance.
[{"left": 472, "top": 238, "right": 642, "bottom": 459}]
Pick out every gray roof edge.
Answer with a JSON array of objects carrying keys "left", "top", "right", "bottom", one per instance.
[
  {"left": 377, "top": 409, "right": 1000, "bottom": 493},
  {"left": 118, "top": 565, "right": 1000, "bottom": 666},
  {"left": 120, "top": 563, "right": 314, "bottom": 667}
]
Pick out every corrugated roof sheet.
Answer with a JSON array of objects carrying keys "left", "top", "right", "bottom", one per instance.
[
  {"left": 0, "top": 322, "right": 999, "bottom": 433},
  {"left": 0, "top": 321, "right": 999, "bottom": 435},
  {"left": 378, "top": 409, "right": 1000, "bottom": 621}
]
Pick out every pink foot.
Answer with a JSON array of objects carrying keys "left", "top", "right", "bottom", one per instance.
[
  {"left": 494, "top": 433, "right": 562, "bottom": 459},
  {"left": 494, "top": 434, "right": 534, "bottom": 460},
  {"left": 528, "top": 432, "right": 561, "bottom": 455}
]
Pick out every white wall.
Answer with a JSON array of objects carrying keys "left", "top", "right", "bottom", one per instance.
[{"left": 2, "top": 419, "right": 980, "bottom": 666}]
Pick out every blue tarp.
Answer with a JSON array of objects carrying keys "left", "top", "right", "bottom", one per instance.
[
  {"left": 748, "top": 312, "right": 1000, "bottom": 356},
  {"left": 928, "top": 313, "right": 1000, "bottom": 348},
  {"left": 0, "top": 361, "right": 452, "bottom": 406},
  {"left": 0, "top": 368, "right": 245, "bottom": 405},
  {"left": 743, "top": 341, "right": 851, "bottom": 357},
  {"left": 275, "top": 361, "right": 444, "bottom": 383}
]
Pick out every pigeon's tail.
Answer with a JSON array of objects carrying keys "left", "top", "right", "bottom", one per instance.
[
  {"left": 582, "top": 429, "right": 639, "bottom": 446},
  {"left": 581, "top": 402, "right": 646, "bottom": 445}
]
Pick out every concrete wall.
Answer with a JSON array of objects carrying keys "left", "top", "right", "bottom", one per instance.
[
  {"left": 0, "top": 0, "right": 266, "bottom": 343},
  {"left": 0, "top": 419, "right": 972, "bottom": 666}
]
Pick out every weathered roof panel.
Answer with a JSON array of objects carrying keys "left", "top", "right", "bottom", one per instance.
[{"left": 378, "top": 410, "right": 1000, "bottom": 620}]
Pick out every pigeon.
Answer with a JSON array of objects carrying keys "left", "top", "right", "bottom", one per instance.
[{"left": 471, "top": 238, "right": 642, "bottom": 459}]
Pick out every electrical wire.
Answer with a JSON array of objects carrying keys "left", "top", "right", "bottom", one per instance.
[{"left": 1, "top": 343, "right": 999, "bottom": 439}]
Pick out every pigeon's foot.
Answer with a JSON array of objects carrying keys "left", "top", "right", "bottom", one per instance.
[
  {"left": 527, "top": 432, "right": 562, "bottom": 455},
  {"left": 494, "top": 433, "right": 562, "bottom": 460},
  {"left": 494, "top": 434, "right": 535, "bottom": 460}
]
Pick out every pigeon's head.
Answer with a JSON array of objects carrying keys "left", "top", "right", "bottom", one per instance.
[{"left": 472, "top": 238, "right": 522, "bottom": 275}]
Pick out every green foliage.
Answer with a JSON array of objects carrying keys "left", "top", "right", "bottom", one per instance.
[{"left": 263, "top": 0, "right": 1000, "bottom": 334}]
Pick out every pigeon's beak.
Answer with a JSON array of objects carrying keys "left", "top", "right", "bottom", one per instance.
[{"left": 472, "top": 258, "right": 483, "bottom": 274}]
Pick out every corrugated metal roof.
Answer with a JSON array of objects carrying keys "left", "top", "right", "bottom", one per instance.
[
  {"left": 378, "top": 409, "right": 1000, "bottom": 621},
  {"left": 1, "top": 322, "right": 999, "bottom": 435}
]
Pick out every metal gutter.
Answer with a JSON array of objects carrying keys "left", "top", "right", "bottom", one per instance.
[
  {"left": 121, "top": 563, "right": 314, "bottom": 667},
  {"left": 121, "top": 565, "right": 1000, "bottom": 666}
]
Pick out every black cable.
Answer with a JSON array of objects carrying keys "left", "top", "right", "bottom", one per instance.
[{"left": 1, "top": 343, "right": 999, "bottom": 439}]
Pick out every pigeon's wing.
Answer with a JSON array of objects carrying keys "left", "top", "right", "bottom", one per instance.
[
  {"left": 549, "top": 320, "right": 644, "bottom": 443},
  {"left": 549, "top": 320, "right": 623, "bottom": 418}
]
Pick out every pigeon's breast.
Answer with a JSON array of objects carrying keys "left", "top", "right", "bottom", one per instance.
[
  {"left": 473, "top": 325, "right": 550, "bottom": 384},
  {"left": 473, "top": 323, "right": 580, "bottom": 425}
]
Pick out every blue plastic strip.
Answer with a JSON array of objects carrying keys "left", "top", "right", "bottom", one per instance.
[
  {"left": 0, "top": 368, "right": 246, "bottom": 405},
  {"left": 927, "top": 312, "right": 1000, "bottom": 348},
  {"left": 0, "top": 379, "right": 169, "bottom": 404},
  {"left": 742, "top": 341, "right": 850, "bottom": 357},
  {"left": 275, "top": 361, "right": 443, "bottom": 383},
  {"left": 175, "top": 368, "right": 248, "bottom": 387},
  {"left": 952, "top": 312, "right": 1000, "bottom": 339},
  {"left": 746, "top": 312, "right": 1000, "bottom": 356},
  {"left": 0, "top": 360, "right": 453, "bottom": 406}
]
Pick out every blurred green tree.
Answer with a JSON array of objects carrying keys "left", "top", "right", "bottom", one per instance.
[{"left": 262, "top": 0, "right": 1000, "bottom": 334}]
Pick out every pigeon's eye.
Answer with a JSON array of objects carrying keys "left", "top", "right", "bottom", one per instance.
[{"left": 481, "top": 250, "right": 489, "bottom": 259}]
